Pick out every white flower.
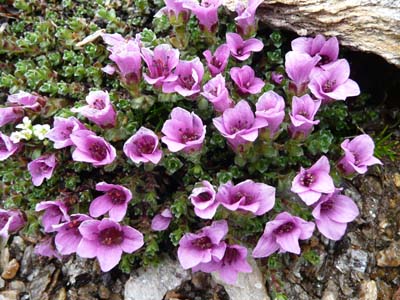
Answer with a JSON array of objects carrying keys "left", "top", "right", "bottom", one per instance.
[
  {"left": 10, "top": 129, "right": 32, "bottom": 143},
  {"left": 16, "top": 116, "right": 32, "bottom": 130},
  {"left": 32, "top": 124, "right": 50, "bottom": 140}
]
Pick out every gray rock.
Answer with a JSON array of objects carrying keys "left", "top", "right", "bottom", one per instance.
[
  {"left": 322, "top": 280, "right": 339, "bottom": 300},
  {"left": 9, "top": 280, "right": 26, "bottom": 293},
  {"left": 0, "top": 248, "right": 10, "bottom": 274},
  {"left": 20, "top": 246, "right": 34, "bottom": 277},
  {"left": 0, "top": 291, "right": 19, "bottom": 300},
  {"left": 27, "top": 264, "right": 55, "bottom": 300},
  {"left": 212, "top": 257, "right": 270, "bottom": 300},
  {"left": 359, "top": 280, "right": 378, "bottom": 300},
  {"left": 376, "top": 241, "right": 400, "bottom": 267},
  {"left": 124, "top": 257, "right": 190, "bottom": 300},
  {"left": 335, "top": 249, "right": 368, "bottom": 273},
  {"left": 61, "top": 256, "right": 94, "bottom": 285},
  {"left": 0, "top": 278, "right": 4, "bottom": 289}
]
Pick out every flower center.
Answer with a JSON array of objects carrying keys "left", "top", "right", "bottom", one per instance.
[
  {"left": 300, "top": 172, "right": 314, "bottom": 187},
  {"left": 98, "top": 227, "right": 124, "bottom": 246},
  {"left": 0, "top": 214, "right": 9, "bottom": 228},
  {"left": 322, "top": 80, "right": 336, "bottom": 93},
  {"left": 179, "top": 75, "right": 196, "bottom": 90},
  {"left": 136, "top": 136, "right": 156, "bottom": 154},
  {"left": 89, "top": 142, "right": 107, "bottom": 161},
  {"left": 223, "top": 247, "right": 239, "bottom": 265},
  {"left": 197, "top": 192, "right": 212, "bottom": 202},
  {"left": 298, "top": 110, "right": 309, "bottom": 118},
  {"left": 321, "top": 200, "right": 334, "bottom": 212},
  {"left": 318, "top": 55, "right": 331, "bottom": 65},
  {"left": 61, "top": 126, "right": 74, "bottom": 139},
  {"left": 0, "top": 139, "right": 7, "bottom": 152},
  {"left": 191, "top": 236, "right": 213, "bottom": 250},
  {"left": 211, "top": 57, "right": 222, "bottom": 68},
  {"left": 229, "top": 119, "right": 249, "bottom": 133},
  {"left": 236, "top": 48, "right": 243, "bottom": 55},
  {"left": 90, "top": 99, "right": 106, "bottom": 110},
  {"left": 39, "top": 163, "right": 51, "bottom": 173},
  {"left": 274, "top": 222, "right": 295, "bottom": 235},
  {"left": 107, "top": 188, "right": 126, "bottom": 204},
  {"left": 179, "top": 129, "right": 199, "bottom": 143},
  {"left": 153, "top": 57, "right": 169, "bottom": 77}
]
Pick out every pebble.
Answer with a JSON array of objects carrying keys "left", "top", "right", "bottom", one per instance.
[
  {"left": 9, "top": 280, "right": 26, "bottom": 293},
  {"left": 0, "top": 248, "right": 10, "bottom": 273},
  {"left": 393, "top": 173, "right": 400, "bottom": 188},
  {"left": 321, "top": 280, "right": 338, "bottom": 300},
  {"left": 0, "top": 290, "right": 19, "bottom": 300},
  {"left": 55, "top": 288, "right": 67, "bottom": 300},
  {"left": 1, "top": 259, "right": 20, "bottom": 280},
  {"left": 99, "top": 285, "right": 111, "bottom": 299},
  {"left": 376, "top": 241, "right": 400, "bottom": 267},
  {"left": 359, "top": 280, "right": 377, "bottom": 300}
]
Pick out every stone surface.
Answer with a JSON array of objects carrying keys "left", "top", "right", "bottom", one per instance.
[
  {"left": 256, "top": 0, "right": 400, "bottom": 67},
  {"left": 124, "top": 257, "right": 190, "bottom": 300},
  {"left": 0, "top": 291, "right": 19, "bottom": 300},
  {"left": 212, "top": 257, "right": 270, "bottom": 300},
  {"left": 1, "top": 259, "right": 20, "bottom": 280},
  {"left": 322, "top": 280, "right": 339, "bottom": 300},
  {"left": 359, "top": 280, "right": 378, "bottom": 300},
  {"left": 376, "top": 241, "right": 400, "bottom": 267}
]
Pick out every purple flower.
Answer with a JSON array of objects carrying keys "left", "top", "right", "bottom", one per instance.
[
  {"left": 226, "top": 33, "right": 263, "bottom": 61},
  {"left": 234, "top": 0, "right": 263, "bottom": 36},
  {"left": 285, "top": 51, "right": 320, "bottom": 95},
  {"left": 216, "top": 180, "right": 275, "bottom": 216},
  {"left": 177, "top": 220, "right": 228, "bottom": 269},
  {"left": 212, "top": 244, "right": 252, "bottom": 284},
  {"left": 201, "top": 74, "right": 233, "bottom": 113},
  {"left": 7, "top": 91, "right": 43, "bottom": 111},
  {"left": 35, "top": 200, "right": 69, "bottom": 233},
  {"left": 230, "top": 65, "right": 265, "bottom": 96},
  {"left": 162, "top": 58, "right": 204, "bottom": 98},
  {"left": 53, "top": 214, "right": 92, "bottom": 255},
  {"left": 109, "top": 39, "right": 142, "bottom": 85},
  {"left": 155, "top": 0, "right": 190, "bottom": 23},
  {"left": 212, "top": 100, "right": 268, "bottom": 151},
  {"left": 183, "top": 0, "right": 222, "bottom": 32},
  {"left": 255, "top": 91, "right": 285, "bottom": 137},
  {"left": 101, "top": 33, "right": 126, "bottom": 48},
  {"left": 312, "top": 189, "right": 359, "bottom": 240},
  {"left": 308, "top": 59, "right": 360, "bottom": 102},
  {"left": 151, "top": 208, "right": 173, "bottom": 231},
  {"left": 161, "top": 107, "right": 206, "bottom": 153},
  {"left": 190, "top": 180, "right": 219, "bottom": 219},
  {"left": 271, "top": 72, "right": 284, "bottom": 85},
  {"left": 0, "top": 107, "right": 24, "bottom": 128},
  {"left": 34, "top": 237, "right": 62, "bottom": 260},
  {"left": 291, "top": 34, "right": 339, "bottom": 66},
  {"left": 288, "top": 94, "right": 321, "bottom": 138},
  {"left": 101, "top": 64, "right": 116, "bottom": 75},
  {"left": 70, "top": 130, "right": 116, "bottom": 166},
  {"left": 338, "top": 134, "right": 383, "bottom": 175},
  {"left": 28, "top": 154, "right": 57, "bottom": 187},
  {"left": 253, "top": 212, "right": 315, "bottom": 257},
  {"left": 89, "top": 182, "right": 133, "bottom": 222},
  {"left": 76, "top": 219, "right": 144, "bottom": 272},
  {"left": 0, "top": 209, "right": 25, "bottom": 242},
  {"left": 142, "top": 44, "right": 180, "bottom": 88},
  {"left": 71, "top": 91, "right": 116, "bottom": 128},
  {"left": 291, "top": 156, "right": 335, "bottom": 205},
  {"left": 46, "top": 117, "right": 87, "bottom": 149},
  {"left": 123, "top": 127, "right": 162, "bottom": 164},
  {"left": 0, "top": 132, "right": 21, "bottom": 161},
  {"left": 203, "top": 44, "right": 230, "bottom": 77}
]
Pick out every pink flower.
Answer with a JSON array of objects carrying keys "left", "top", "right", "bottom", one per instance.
[
  {"left": 142, "top": 44, "right": 180, "bottom": 88},
  {"left": 7, "top": 91, "right": 43, "bottom": 111},
  {"left": 312, "top": 189, "right": 359, "bottom": 240},
  {"left": 177, "top": 220, "right": 227, "bottom": 269},
  {"left": 53, "top": 214, "right": 92, "bottom": 255},
  {"left": 77, "top": 219, "right": 144, "bottom": 272},
  {"left": 255, "top": 91, "right": 285, "bottom": 137},
  {"left": 89, "top": 182, "right": 133, "bottom": 222},
  {"left": 271, "top": 72, "right": 284, "bottom": 85},
  {"left": 252, "top": 212, "right": 315, "bottom": 257},
  {"left": 183, "top": 0, "right": 222, "bottom": 32},
  {"left": 338, "top": 134, "right": 383, "bottom": 175},
  {"left": 46, "top": 116, "right": 87, "bottom": 149},
  {"left": 234, "top": 0, "right": 263, "bottom": 36},
  {"left": 291, "top": 156, "right": 335, "bottom": 205},
  {"left": 155, "top": 0, "right": 190, "bottom": 22},
  {"left": 289, "top": 94, "right": 321, "bottom": 138},
  {"left": 285, "top": 51, "right": 320, "bottom": 95},
  {"left": 0, "top": 107, "right": 24, "bottom": 128},
  {"left": 230, "top": 65, "right": 265, "bottom": 95},
  {"left": 291, "top": 34, "right": 339, "bottom": 66},
  {"left": 0, "top": 132, "right": 21, "bottom": 161},
  {"left": 123, "top": 127, "right": 162, "bottom": 164},
  {"left": 151, "top": 208, "right": 173, "bottom": 231},
  {"left": 212, "top": 244, "right": 252, "bottom": 284},
  {"left": 101, "top": 33, "right": 126, "bottom": 48},
  {"left": 308, "top": 59, "right": 360, "bottom": 102},
  {"left": 212, "top": 100, "right": 268, "bottom": 151},
  {"left": 34, "top": 237, "right": 62, "bottom": 260},
  {"left": 190, "top": 180, "right": 219, "bottom": 219},
  {"left": 28, "top": 154, "right": 57, "bottom": 187},
  {"left": 201, "top": 74, "right": 233, "bottom": 113},
  {"left": 71, "top": 91, "right": 116, "bottom": 128},
  {"left": 203, "top": 44, "right": 230, "bottom": 77},
  {"left": 70, "top": 130, "right": 116, "bottom": 166},
  {"left": 161, "top": 107, "right": 206, "bottom": 153},
  {"left": 35, "top": 200, "right": 69, "bottom": 233},
  {"left": 0, "top": 209, "right": 25, "bottom": 242},
  {"left": 162, "top": 58, "right": 204, "bottom": 98},
  {"left": 216, "top": 180, "right": 275, "bottom": 216},
  {"left": 226, "top": 33, "right": 263, "bottom": 61}
]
